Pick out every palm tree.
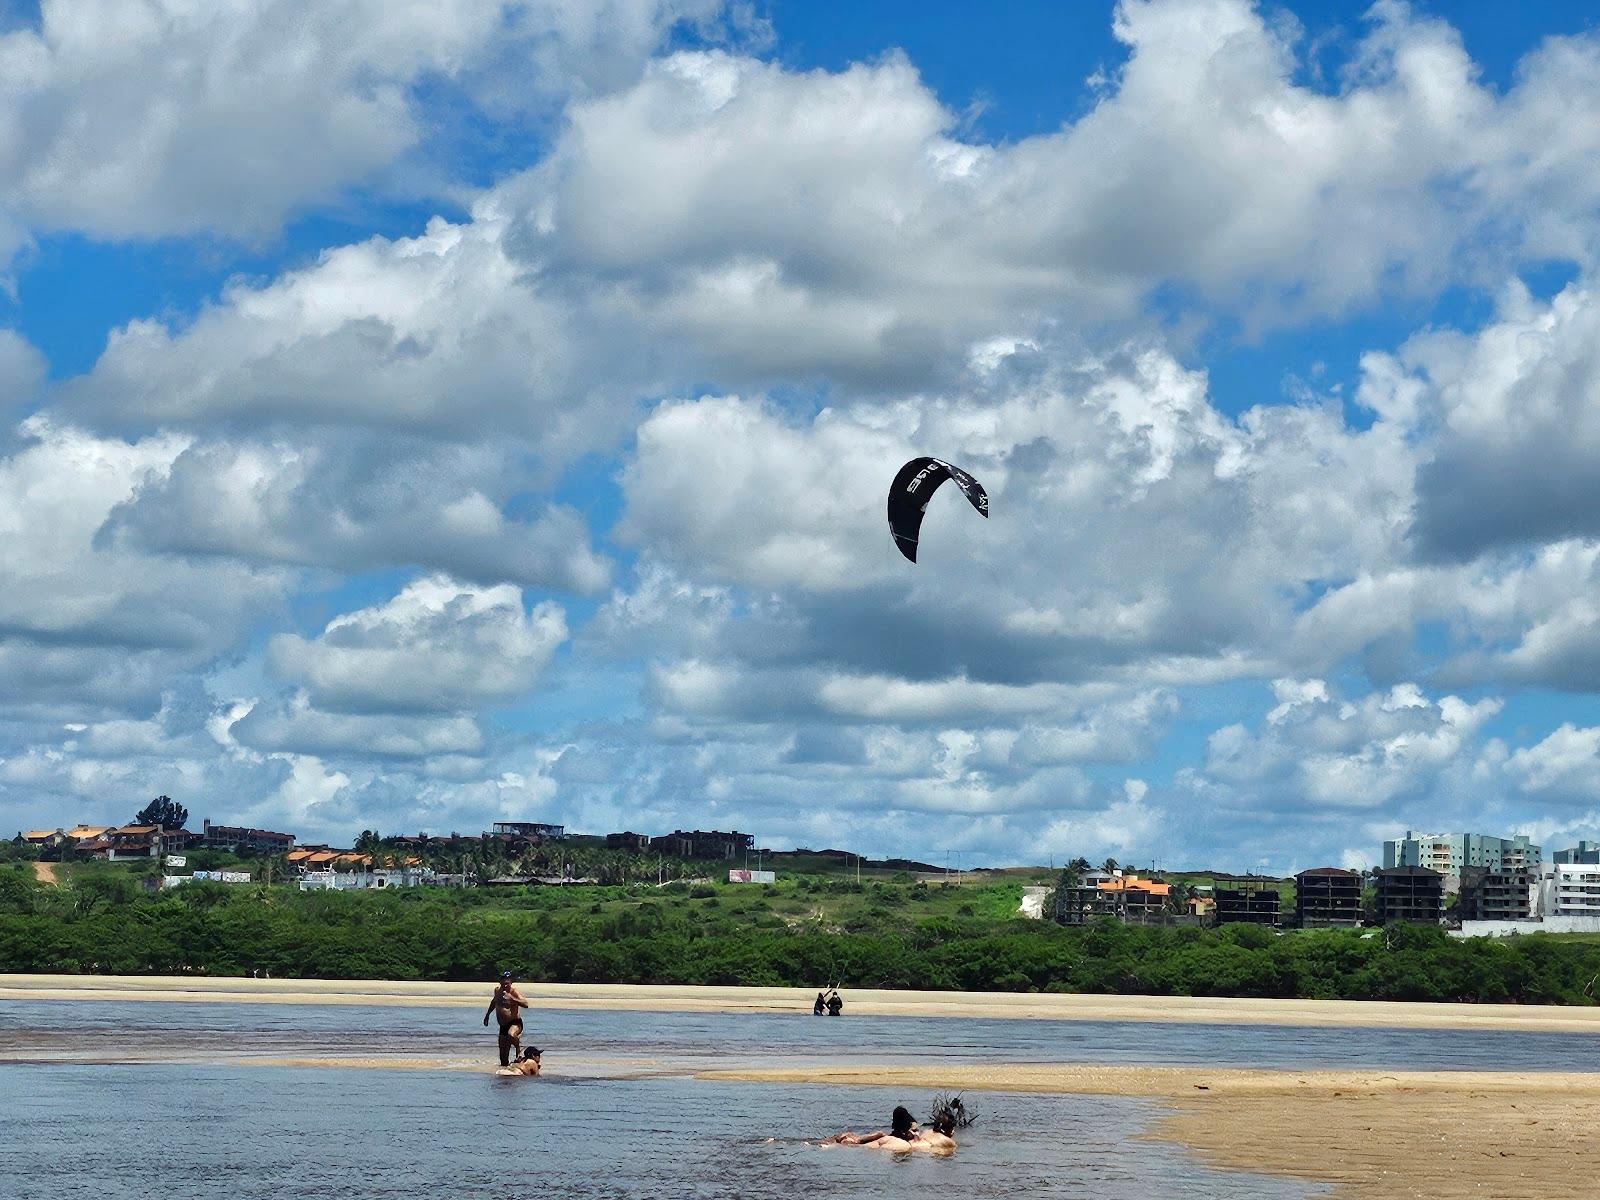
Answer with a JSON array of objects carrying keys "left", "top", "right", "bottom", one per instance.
[
  {"left": 1165, "top": 882, "right": 1197, "bottom": 916},
  {"left": 1100, "top": 857, "right": 1120, "bottom": 875}
]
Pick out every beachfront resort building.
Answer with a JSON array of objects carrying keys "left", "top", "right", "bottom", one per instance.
[
  {"left": 1382, "top": 831, "right": 1541, "bottom": 887},
  {"left": 1373, "top": 866, "right": 1444, "bottom": 923},
  {"left": 1214, "top": 879, "right": 1281, "bottom": 925},
  {"left": 1293, "top": 868, "right": 1363, "bottom": 928}
]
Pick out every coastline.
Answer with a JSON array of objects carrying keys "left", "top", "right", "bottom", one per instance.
[
  {"left": 8, "top": 973, "right": 1600, "bottom": 1032},
  {"left": 5, "top": 971, "right": 1598, "bottom": 1198},
  {"left": 701, "top": 1064, "right": 1600, "bottom": 1199}
]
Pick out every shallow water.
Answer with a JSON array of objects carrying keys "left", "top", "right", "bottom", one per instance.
[
  {"left": 4, "top": 997, "right": 1600, "bottom": 1070},
  {"left": 0, "top": 1063, "right": 1316, "bottom": 1200},
  {"left": 8, "top": 999, "right": 1600, "bottom": 1199}
]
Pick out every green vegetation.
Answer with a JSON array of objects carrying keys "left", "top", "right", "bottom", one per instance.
[
  {"left": 4, "top": 860, "right": 1600, "bottom": 1004},
  {"left": 134, "top": 795, "right": 188, "bottom": 829}
]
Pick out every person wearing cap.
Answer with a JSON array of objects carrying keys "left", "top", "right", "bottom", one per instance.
[{"left": 483, "top": 971, "right": 530, "bottom": 1066}]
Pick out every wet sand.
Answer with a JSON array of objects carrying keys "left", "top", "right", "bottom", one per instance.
[
  {"left": 702, "top": 1064, "right": 1600, "bottom": 1199},
  {"left": 9, "top": 973, "right": 1600, "bottom": 1032}
]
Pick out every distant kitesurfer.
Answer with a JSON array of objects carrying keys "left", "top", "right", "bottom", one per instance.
[
  {"left": 826, "top": 989, "right": 843, "bottom": 1016},
  {"left": 484, "top": 971, "right": 529, "bottom": 1067},
  {"left": 497, "top": 1046, "right": 542, "bottom": 1077},
  {"left": 813, "top": 991, "right": 826, "bottom": 1015}
]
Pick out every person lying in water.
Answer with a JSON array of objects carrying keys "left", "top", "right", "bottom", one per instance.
[
  {"left": 496, "top": 1046, "right": 542, "bottom": 1077},
  {"left": 824, "top": 1106, "right": 956, "bottom": 1153}
]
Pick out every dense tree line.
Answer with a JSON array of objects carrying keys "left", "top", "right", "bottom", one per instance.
[{"left": 4, "top": 867, "right": 1600, "bottom": 1004}]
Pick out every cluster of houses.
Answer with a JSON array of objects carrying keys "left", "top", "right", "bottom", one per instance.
[
  {"left": 20, "top": 820, "right": 293, "bottom": 862},
  {"left": 29, "top": 806, "right": 1589, "bottom": 935},
  {"left": 17, "top": 814, "right": 760, "bottom": 893},
  {"left": 1056, "top": 830, "right": 1600, "bottom": 934}
]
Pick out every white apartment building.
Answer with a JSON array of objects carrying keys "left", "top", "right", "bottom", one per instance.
[{"left": 1541, "top": 863, "right": 1600, "bottom": 918}]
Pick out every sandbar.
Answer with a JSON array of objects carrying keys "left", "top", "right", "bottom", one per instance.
[
  {"left": 8, "top": 974, "right": 1600, "bottom": 1032},
  {"left": 701, "top": 1063, "right": 1600, "bottom": 1199}
]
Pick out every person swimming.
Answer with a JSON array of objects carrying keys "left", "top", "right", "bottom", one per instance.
[
  {"left": 496, "top": 1046, "right": 542, "bottom": 1077},
  {"left": 825, "top": 1106, "right": 918, "bottom": 1150},
  {"left": 823, "top": 1106, "right": 957, "bottom": 1153},
  {"left": 913, "top": 1112, "right": 957, "bottom": 1151}
]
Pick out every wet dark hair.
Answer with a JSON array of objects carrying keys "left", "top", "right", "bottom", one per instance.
[
  {"left": 928, "top": 1093, "right": 975, "bottom": 1132},
  {"left": 891, "top": 1106, "right": 915, "bottom": 1139}
]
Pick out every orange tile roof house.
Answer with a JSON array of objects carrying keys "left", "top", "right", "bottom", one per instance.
[
  {"left": 1055, "top": 871, "right": 1172, "bottom": 924},
  {"left": 1096, "top": 874, "right": 1171, "bottom": 898},
  {"left": 286, "top": 847, "right": 371, "bottom": 873},
  {"left": 104, "top": 825, "right": 197, "bottom": 861}
]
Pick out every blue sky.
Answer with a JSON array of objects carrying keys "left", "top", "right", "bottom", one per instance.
[{"left": 3, "top": 0, "right": 1600, "bottom": 871}]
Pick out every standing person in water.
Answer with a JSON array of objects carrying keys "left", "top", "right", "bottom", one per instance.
[
  {"left": 826, "top": 989, "right": 843, "bottom": 1016},
  {"left": 483, "top": 971, "right": 529, "bottom": 1066},
  {"left": 813, "top": 991, "right": 826, "bottom": 1015}
]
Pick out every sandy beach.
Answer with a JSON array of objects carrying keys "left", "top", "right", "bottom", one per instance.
[
  {"left": 704, "top": 1063, "right": 1600, "bottom": 1199},
  {"left": 10, "top": 972, "right": 1600, "bottom": 1032},
  {"left": 8, "top": 974, "right": 1600, "bottom": 1196}
]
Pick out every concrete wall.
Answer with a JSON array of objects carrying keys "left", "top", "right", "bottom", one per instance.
[{"left": 1454, "top": 916, "right": 1600, "bottom": 937}]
